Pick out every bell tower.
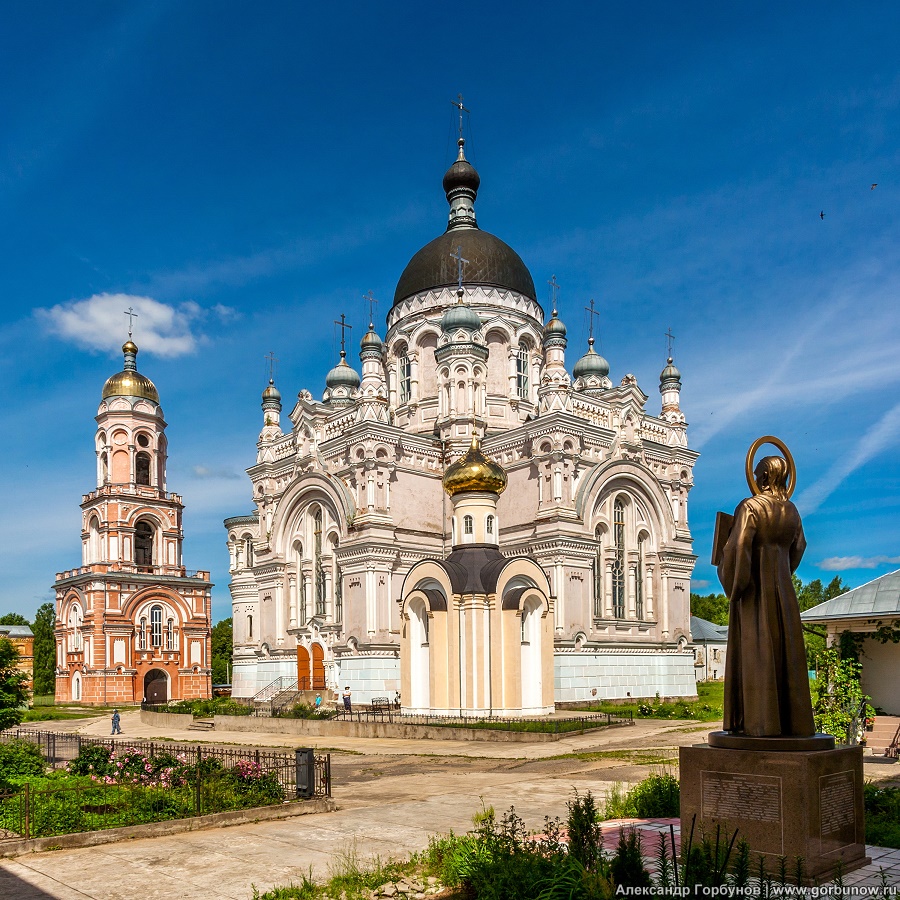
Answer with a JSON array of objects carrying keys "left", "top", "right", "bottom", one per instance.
[{"left": 53, "top": 333, "right": 213, "bottom": 706}]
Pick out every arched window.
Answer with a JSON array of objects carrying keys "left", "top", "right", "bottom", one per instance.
[
  {"left": 89, "top": 517, "right": 101, "bottom": 562},
  {"left": 612, "top": 499, "right": 626, "bottom": 618},
  {"left": 165, "top": 618, "right": 175, "bottom": 650},
  {"left": 139, "top": 617, "right": 147, "bottom": 650},
  {"left": 593, "top": 526, "right": 604, "bottom": 618},
  {"left": 636, "top": 534, "right": 646, "bottom": 620},
  {"left": 247, "top": 614, "right": 253, "bottom": 639},
  {"left": 516, "top": 342, "right": 529, "bottom": 399},
  {"left": 397, "top": 346, "right": 412, "bottom": 402},
  {"left": 100, "top": 452, "right": 109, "bottom": 484},
  {"left": 244, "top": 536, "right": 254, "bottom": 568},
  {"left": 313, "top": 509, "right": 326, "bottom": 617},
  {"left": 135, "top": 451, "right": 152, "bottom": 486},
  {"left": 135, "top": 520, "right": 154, "bottom": 568},
  {"left": 486, "top": 514, "right": 495, "bottom": 536},
  {"left": 463, "top": 515, "right": 474, "bottom": 535},
  {"left": 150, "top": 605, "right": 163, "bottom": 647}
]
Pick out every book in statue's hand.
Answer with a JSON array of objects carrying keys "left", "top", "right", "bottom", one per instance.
[{"left": 711, "top": 510, "right": 734, "bottom": 567}]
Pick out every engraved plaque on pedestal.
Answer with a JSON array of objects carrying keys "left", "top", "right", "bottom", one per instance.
[{"left": 701, "top": 771, "right": 783, "bottom": 855}]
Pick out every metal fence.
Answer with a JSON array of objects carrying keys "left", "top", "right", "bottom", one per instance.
[
  {"left": 0, "top": 730, "right": 330, "bottom": 799},
  {"left": 0, "top": 768, "right": 297, "bottom": 842},
  {"left": 330, "top": 708, "right": 635, "bottom": 733}
]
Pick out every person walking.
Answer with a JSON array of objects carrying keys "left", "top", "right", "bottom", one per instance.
[
  {"left": 314, "top": 693, "right": 322, "bottom": 710},
  {"left": 342, "top": 686, "right": 352, "bottom": 714},
  {"left": 111, "top": 709, "right": 122, "bottom": 735}
]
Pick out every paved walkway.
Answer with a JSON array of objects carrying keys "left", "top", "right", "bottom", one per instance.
[
  {"left": 3, "top": 712, "right": 897, "bottom": 898},
  {"left": 23, "top": 708, "right": 711, "bottom": 759}
]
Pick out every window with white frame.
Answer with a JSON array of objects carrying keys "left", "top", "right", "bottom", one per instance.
[
  {"left": 612, "top": 499, "right": 626, "bottom": 618},
  {"left": 516, "top": 342, "right": 529, "bottom": 399},
  {"left": 150, "top": 605, "right": 163, "bottom": 647},
  {"left": 463, "top": 515, "right": 474, "bottom": 535},
  {"left": 398, "top": 348, "right": 412, "bottom": 403}
]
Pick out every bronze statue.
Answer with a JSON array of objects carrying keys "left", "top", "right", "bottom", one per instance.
[{"left": 714, "top": 437, "right": 816, "bottom": 740}]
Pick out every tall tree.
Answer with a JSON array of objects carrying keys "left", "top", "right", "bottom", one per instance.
[
  {"left": 0, "top": 638, "right": 29, "bottom": 729},
  {"left": 0, "top": 613, "right": 30, "bottom": 626},
  {"left": 31, "top": 602, "right": 56, "bottom": 696},
  {"left": 690, "top": 592, "right": 729, "bottom": 626},
  {"left": 211, "top": 618, "right": 233, "bottom": 685}
]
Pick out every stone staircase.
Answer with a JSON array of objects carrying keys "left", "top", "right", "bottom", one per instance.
[{"left": 866, "top": 715, "right": 900, "bottom": 759}]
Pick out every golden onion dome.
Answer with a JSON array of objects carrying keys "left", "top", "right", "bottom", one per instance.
[
  {"left": 443, "top": 436, "right": 508, "bottom": 497},
  {"left": 101, "top": 342, "right": 160, "bottom": 403}
]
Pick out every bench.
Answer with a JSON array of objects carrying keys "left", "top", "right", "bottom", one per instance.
[{"left": 369, "top": 697, "right": 393, "bottom": 720}]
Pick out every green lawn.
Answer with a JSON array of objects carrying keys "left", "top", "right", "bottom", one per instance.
[{"left": 578, "top": 681, "right": 724, "bottom": 722}]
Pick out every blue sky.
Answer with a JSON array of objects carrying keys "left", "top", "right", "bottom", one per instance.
[{"left": 2, "top": 3, "right": 899, "bottom": 621}]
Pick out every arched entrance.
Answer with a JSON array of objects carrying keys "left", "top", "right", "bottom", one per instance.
[
  {"left": 297, "top": 646, "right": 310, "bottom": 690},
  {"left": 311, "top": 644, "right": 325, "bottom": 689},
  {"left": 408, "top": 598, "right": 431, "bottom": 711},
  {"left": 144, "top": 668, "right": 168, "bottom": 704}
]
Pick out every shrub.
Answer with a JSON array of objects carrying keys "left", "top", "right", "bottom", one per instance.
[
  {"left": 864, "top": 783, "right": 900, "bottom": 849},
  {"left": 281, "top": 703, "right": 337, "bottom": 720},
  {"left": 68, "top": 744, "right": 114, "bottom": 778},
  {"left": 603, "top": 772, "right": 680, "bottom": 820},
  {"left": 0, "top": 739, "right": 46, "bottom": 780}
]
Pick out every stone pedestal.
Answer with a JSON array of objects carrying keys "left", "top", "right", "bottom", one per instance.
[{"left": 680, "top": 744, "right": 869, "bottom": 884}]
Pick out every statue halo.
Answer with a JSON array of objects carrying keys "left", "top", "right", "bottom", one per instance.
[{"left": 745, "top": 435, "right": 796, "bottom": 499}]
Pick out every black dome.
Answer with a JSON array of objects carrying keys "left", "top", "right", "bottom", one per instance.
[{"left": 393, "top": 228, "right": 537, "bottom": 305}]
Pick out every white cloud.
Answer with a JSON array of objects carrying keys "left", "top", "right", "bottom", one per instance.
[
  {"left": 691, "top": 579, "right": 712, "bottom": 589},
  {"left": 819, "top": 555, "right": 900, "bottom": 571},
  {"left": 796, "top": 401, "right": 900, "bottom": 515},
  {"left": 35, "top": 293, "right": 233, "bottom": 358}
]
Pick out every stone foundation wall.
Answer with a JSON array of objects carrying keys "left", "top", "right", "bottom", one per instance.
[
  {"left": 334, "top": 654, "right": 400, "bottom": 704},
  {"left": 553, "top": 648, "right": 696, "bottom": 702}
]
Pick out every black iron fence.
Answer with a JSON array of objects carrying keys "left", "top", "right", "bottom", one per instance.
[
  {"left": 0, "top": 730, "right": 330, "bottom": 800},
  {"left": 330, "top": 708, "right": 635, "bottom": 733}
]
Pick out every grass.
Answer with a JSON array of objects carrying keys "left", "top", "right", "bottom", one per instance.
[
  {"left": 22, "top": 708, "right": 100, "bottom": 721},
  {"left": 251, "top": 841, "right": 429, "bottom": 900},
  {"left": 577, "top": 682, "right": 724, "bottom": 722},
  {"left": 547, "top": 748, "right": 679, "bottom": 765}
]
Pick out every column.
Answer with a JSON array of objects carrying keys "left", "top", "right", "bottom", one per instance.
[
  {"left": 554, "top": 559, "right": 565, "bottom": 632},
  {"left": 366, "top": 565, "right": 377, "bottom": 636},
  {"left": 409, "top": 351, "right": 419, "bottom": 402},
  {"left": 288, "top": 573, "right": 297, "bottom": 628},
  {"left": 324, "top": 565, "right": 334, "bottom": 623},
  {"left": 646, "top": 565, "right": 655, "bottom": 619},
  {"left": 605, "top": 563, "right": 614, "bottom": 618},
  {"left": 507, "top": 349, "right": 517, "bottom": 398},
  {"left": 628, "top": 564, "right": 638, "bottom": 618},
  {"left": 275, "top": 579, "right": 285, "bottom": 645}
]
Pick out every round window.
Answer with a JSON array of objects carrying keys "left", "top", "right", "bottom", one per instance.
[{"left": 137, "top": 433, "right": 150, "bottom": 447}]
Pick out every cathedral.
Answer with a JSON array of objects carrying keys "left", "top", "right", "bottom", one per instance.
[
  {"left": 226, "top": 135, "right": 699, "bottom": 711},
  {"left": 53, "top": 340, "right": 213, "bottom": 705}
]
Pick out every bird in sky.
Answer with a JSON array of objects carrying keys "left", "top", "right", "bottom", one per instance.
[
  {"left": 820, "top": 211, "right": 826, "bottom": 219},
  {"left": 871, "top": 183, "right": 878, "bottom": 189}
]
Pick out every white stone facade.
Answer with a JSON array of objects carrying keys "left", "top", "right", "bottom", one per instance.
[{"left": 226, "top": 141, "right": 699, "bottom": 705}]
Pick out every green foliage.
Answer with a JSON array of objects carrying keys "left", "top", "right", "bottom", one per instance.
[
  {"left": 690, "top": 592, "right": 729, "bottom": 626},
  {"left": 0, "top": 613, "right": 30, "bottom": 625},
  {"left": 67, "top": 744, "right": 114, "bottom": 777},
  {"left": 611, "top": 828, "right": 651, "bottom": 889},
  {"left": 603, "top": 772, "right": 680, "bottom": 820},
  {"left": 280, "top": 702, "right": 338, "bottom": 720},
  {"left": 0, "top": 738, "right": 46, "bottom": 780},
  {"left": 32, "top": 602, "right": 56, "bottom": 696},
  {"left": 0, "top": 637, "right": 29, "bottom": 730},
  {"left": 566, "top": 790, "right": 602, "bottom": 872},
  {"left": 251, "top": 872, "right": 318, "bottom": 900},
  {"left": 211, "top": 617, "right": 233, "bottom": 684},
  {"left": 165, "top": 697, "right": 251, "bottom": 717},
  {"left": 811, "top": 648, "right": 873, "bottom": 744},
  {"left": 587, "top": 682, "right": 723, "bottom": 721},
  {"left": 795, "top": 575, "right": 848, "bottom": 668},
  {"left": 864, "top": 783, "right": 900, "bottom": 849}
]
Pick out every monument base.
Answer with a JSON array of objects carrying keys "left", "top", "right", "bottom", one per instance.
[{"left": 680, "top": 744, "right": 869, "bottom": 885}]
